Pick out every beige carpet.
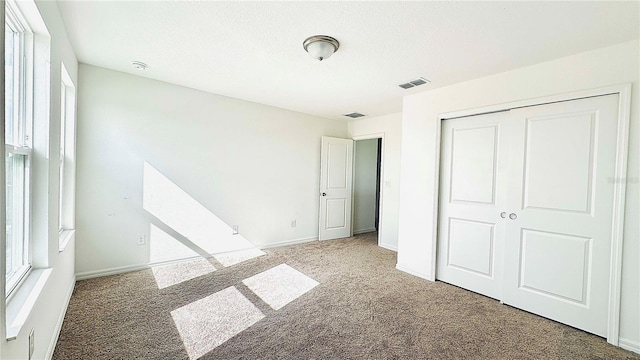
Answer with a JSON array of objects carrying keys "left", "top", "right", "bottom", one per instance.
[{"left": 53, "top": 232, "right": 639, "bottom": 359}]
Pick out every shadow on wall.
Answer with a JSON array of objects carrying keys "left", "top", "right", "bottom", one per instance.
[{"left": 142, "top": 162, "right": 265, "bottom": 285}]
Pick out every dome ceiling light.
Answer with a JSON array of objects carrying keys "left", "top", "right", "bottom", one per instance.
[
  {"left": 344, "top": 112, "right": 365, "bottom": 118},
  {"left": 303, "top": 35, "right": 340, "bottom": 61}
]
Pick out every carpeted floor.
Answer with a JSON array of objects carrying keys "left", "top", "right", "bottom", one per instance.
[{"left": 53, "top": 232, "right": 640, "bottom": 359}]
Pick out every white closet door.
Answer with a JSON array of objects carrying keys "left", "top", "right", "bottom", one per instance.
[
  {"left": 502, "top": 95, "right": 619, "bottom": 337},
  {"left": 437, "top": 111, "right": 511, "bottom": 300}
]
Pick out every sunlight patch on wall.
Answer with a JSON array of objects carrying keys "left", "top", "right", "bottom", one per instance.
[
  {"left": 143, "top": 162, "right": 259, "bottom": 261},
  {"left": 171, "top": 286, "right": 264, "bottom": 359},
  {"left": 152, "top": 259, "right": 216, "bottom": 289},
  {"left": 243, "top": 264, "right": 319, "bottom": 310},
  {"left": 214, "top": 248, "right": 266, "bottom": 267}
]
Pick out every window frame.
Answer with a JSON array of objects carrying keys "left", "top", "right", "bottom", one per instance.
[
  {"left": 58, "top": 82, "right": 65, "bottom": 233},
  {"left": 58, "top": 62, "right": 75, "bottom": 241},
  {"left": 5, "top": 1, "right": 35, "bottom": 297}
]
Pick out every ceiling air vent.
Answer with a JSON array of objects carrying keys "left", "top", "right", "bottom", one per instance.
[
  {"left": 399, "top": 77, "right": 430, "bottom": 89},
  {"left": 344, "top": 112, "right": 365, "bottom": 119}
]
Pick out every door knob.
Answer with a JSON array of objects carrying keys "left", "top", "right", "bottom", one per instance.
[
  {"left": 509, "top": 213, "right": 517, "bottom": 220},
  {"left": 322, "top": 192, "right": 327, "bottom": 196},
  {"left": 500, "top": 212, "right": 507, "bottom": 218}
]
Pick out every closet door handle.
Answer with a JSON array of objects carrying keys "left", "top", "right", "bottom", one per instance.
[
  {"left": 500, "top": 212, "right": 507, "bottom": 218},
  {"left": 509, "top": 213, "right": 517, "bottom": 220}
]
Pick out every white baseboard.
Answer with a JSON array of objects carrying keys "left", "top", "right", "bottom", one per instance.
[
  {"left": 77, "top": 237, "right": 320, "bottom": 280},
  {"left": 46, "top": 276, "right": 76, "bottom": 360},
  {"left": 619, "top": 338, "right": 640, "bottom": 354},
  {"left": 354, "top": 228, "right": 376, "bottom": 235},
  {"left": 76, "top": 263, "right": 149, "bottom": 281},
  {"left": 259, "top": 236, "right": 318, "bottom": 249},
  {"left": 395, "top": 264, "right": 434, "bottom": 281},
  {"left": 379, "top": 243, "right": 398, "bottom": 252},
  {"left": 76, "top": 256, "right": 220, "bottom": 280}
]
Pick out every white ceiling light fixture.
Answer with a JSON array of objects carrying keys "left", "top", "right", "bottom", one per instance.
[
  {"left": 303, "top": 35, "right": 339, "bottom": 61},
  {"left": 344, "top": 112, "right": 365, "bottom": 118}
]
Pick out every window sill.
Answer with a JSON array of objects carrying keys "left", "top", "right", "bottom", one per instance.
[
  {"left": 6, "top": 268, "right": 52, "bottom": 340},
  {"left": 59, "top": 229, "right": 75, "bottom": 252}
]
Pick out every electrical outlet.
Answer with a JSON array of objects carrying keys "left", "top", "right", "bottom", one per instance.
[
  {"left": 28, "top": 329, "right": 34, "bottom": 360},
  {"left": 232, "top": 225, "right": 239, "bottom": 235},
  {"left": 291, "top": 220, "right": 296, "bottom": 227},
  {"left": 137, "top": 234, "right": 145, "bottom": 245}
]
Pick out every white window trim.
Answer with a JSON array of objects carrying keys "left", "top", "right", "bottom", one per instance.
[
  {"left": 58, "top": 79, "right": 66, "bottom": 233},
  {"left": 5, "top": 0, "right": 34, "bottom": 298},
  {"left": 5, "top": 0, "right": 55, "bottom": 340},
  {"left": 58, "top": 62, "right": 76, "bottom": 242}
]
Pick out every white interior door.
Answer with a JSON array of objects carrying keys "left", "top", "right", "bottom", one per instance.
[
  {"left": 502, "top": 94, "right": 619, "bottom": 337},
  {"left": 437, "top": 111, "right": 511, "bottom": 300},
  {"left": 319, "top": 136, "right": 353, "bottom": 241}
]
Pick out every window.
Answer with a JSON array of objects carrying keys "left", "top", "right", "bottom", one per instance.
[
  {"left": 59, "top": 82, "right": 65, "bottom": 231},
  {"left": 5, "top": 2, "right": 34, "bottom": 295},
  {"left": 59, "top": 63, "right": 75, "bottom": 239}
]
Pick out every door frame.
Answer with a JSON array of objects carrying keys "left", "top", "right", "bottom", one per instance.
[
  {"left": 352, "top": 132, "right": 385, "bottom": 248},
  {"left": 432, "top": 83, "right": 632, "bottom": 345}
]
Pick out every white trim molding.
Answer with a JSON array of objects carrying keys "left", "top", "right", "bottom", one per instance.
[
  {"left": 258, "top": 236, "right": 318, "bottom": 249},
  {"left": 76, "top": 263, "right": 149, "bottom": 281},
  {"left": 46, "top": 276, "right": 76, "bottom": 360},
  {"left": 379, "top": 243, "right": 398, "bottom": 252},
  {"left": 396, "top": 264, "right": 431, "bottom": 280},
  {"left": 76, "top": 236, "right": 321, "bottom": 280},
  {"left": 352, "top": 132, "right": 385, "bottom": 141},
  {"left": 606, "top": 83, "right": 632, "bottom": 346},
  {"left": 6, "top": 269, "right": 52, "bottom": 341},
  {"left": 619, "top": 338, "right": 640, "bottom": 355},
  {"left": 433, "top": 83, "right": 632, "bottom": 347},
  {"left": 351, "top": 132, "right": 386, "bottom": 249}
]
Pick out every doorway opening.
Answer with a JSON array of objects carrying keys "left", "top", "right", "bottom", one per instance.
[{"left": 353, "top": 138, "right": 382, "bottom": 240}]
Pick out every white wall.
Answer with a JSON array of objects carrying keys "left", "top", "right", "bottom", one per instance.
[
  {"left": 353, "top": 139, "right": 378, "bottom": 234},
  {"left": 397, "top": 40, "right": 639, "bottom": 350},
  {"left": 348, "top": 113, "right": 402, "bottom": 251},
  {"left": 75, "top": 64, "right": 347, "bottom": 276},
  {"left": 1, "top": 1, "right": 78, "bottom": 359}
]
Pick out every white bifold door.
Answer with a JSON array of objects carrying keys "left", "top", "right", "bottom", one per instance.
[
  {"left": 319, "top": 136, "right": 354, "bottom": 241},
  {"left": 437, "top": 94, "right": 619, "bottom": 337}
]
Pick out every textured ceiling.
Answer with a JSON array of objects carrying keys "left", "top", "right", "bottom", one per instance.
[{"left": 56, "top": 1, "right": 639, "bottom": 121}]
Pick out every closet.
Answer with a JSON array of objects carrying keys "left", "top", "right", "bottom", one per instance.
[{"left": 437, "top": 94, "right": 619, "bottom": 337}]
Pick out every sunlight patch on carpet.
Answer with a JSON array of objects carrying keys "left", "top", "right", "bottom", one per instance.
[
  {"left": 171, "top": 286, "right": 264, "bottom": 359},
  {"left": 243, "top": 264, "right": 319, "bottom": 310},
  {"left": 214, "top": 248, "right": 266, "bottom": 267},
  {"left": 152, "top": 259, "right": 216, "bottom": 289}
]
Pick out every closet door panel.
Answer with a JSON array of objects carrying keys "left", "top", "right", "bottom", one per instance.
[
  {"left": 503, "top": 94, "right": 619, "bottom": 337},
  {"left": 522, "top": 112, "right": 595, "bottom": 213},
  {"left": 437, "top": 111, "right": 511, "bottom": 300}
]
